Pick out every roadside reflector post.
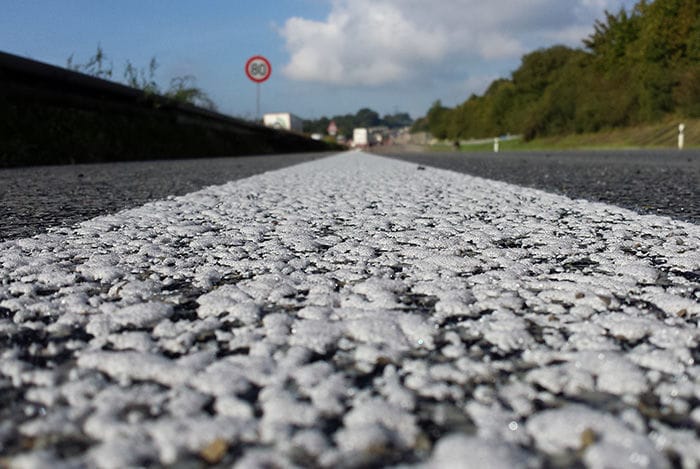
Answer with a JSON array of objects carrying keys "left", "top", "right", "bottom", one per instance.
[
  {"left": 494, "top": 137, "right": 499, "bottom": 153},
  {"left": 678, "top": 123, "right": 685, "bottom": 150}
]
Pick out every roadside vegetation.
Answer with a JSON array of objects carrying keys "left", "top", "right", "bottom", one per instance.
[
  {"left": 413, "top": 0, "right": 699, "bottom": 143},
  {"left": 67, "top": 45, "right": 217, "bottom": 110},
  {"left": 430, "top": 118, "right": 699, "bottom": 152}
]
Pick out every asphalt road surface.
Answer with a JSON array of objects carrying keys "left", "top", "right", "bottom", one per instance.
[
  {"left": 2, "top": 149, "right": 698, "bottom": 244},
  {"left": 1, "top": 152, "right": 698, "bottom": 468},
  {"left": 377, "top": 148, "right": 700, "bottom": 225},
  {"left": 0, "top": 152, "right": 331, "bottom": 242}
]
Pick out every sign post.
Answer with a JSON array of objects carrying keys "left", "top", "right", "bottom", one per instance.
[{"left": 245, "top": 55, "right": 272, "bottom": 121}]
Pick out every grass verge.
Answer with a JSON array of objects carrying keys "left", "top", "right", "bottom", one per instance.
[{"left": 435, "top": 117, "right": 700, "bottom": 152}]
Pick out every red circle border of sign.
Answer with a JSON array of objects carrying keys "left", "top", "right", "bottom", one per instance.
[{"left": 245, "top": 55, "right": 272, "bottom": 83}]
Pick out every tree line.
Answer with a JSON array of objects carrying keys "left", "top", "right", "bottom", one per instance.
[
  {"left": 303, "top": 108, "right": 413, "bottom": 137},
  {"left": 413, "top": 0, "right": 699, "bottom": 141}
]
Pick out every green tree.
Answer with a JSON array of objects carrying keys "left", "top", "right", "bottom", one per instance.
[
  {"left": 426, "top": 101, "right": 450, "bottom": 140},
  {"left": 512, "top": 46, "right": 578, "bottom": 95},
  {"left": 484, "top": 79, "right": 517, "bottom": 135},
  {"left": 410, "top": 116, "right": 430, "bottom": 133},
  {"left": 355, "top": 108, "right": 381, "bottom": 128},
  {"left": 583, "top": 8, "right": 641, "bottom": 68},
  {"left": 420, "top": 0, "right": 700, "bottom": 140}
]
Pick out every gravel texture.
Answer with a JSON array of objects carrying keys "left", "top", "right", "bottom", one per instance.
[
  {"left": 0, "top": 152, "right": 698, "bottom": 468},
  {"left": 0, "top": 152, "right": 331, "bottom": 242},
  {"left": 378, "top": 149, "right": 700, "bottom": 225}
]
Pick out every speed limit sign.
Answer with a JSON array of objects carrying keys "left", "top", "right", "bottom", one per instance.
[{"left": 245, "top": 55, "right": 272, "bottom": 83}]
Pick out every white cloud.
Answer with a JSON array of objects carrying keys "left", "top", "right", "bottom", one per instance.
[
  {"left": 281, "top": 1, "right": 448, "bottom": 85},
  {"left": 475, "top": 33, "right": 527, "bottom": 60},
  {"left": 540, "top": 24, "right": 599, "bottom": 46},
  {"left": 280, "top": 0, "right": 634, "bottom": 86}
]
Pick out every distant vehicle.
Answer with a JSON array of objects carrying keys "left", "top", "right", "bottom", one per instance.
[
  {"left": 352, "top": 128, "right": 369, "bottom": 148},
  {"left": 263, "top": 113, "right": 303, "bottom": 133}
]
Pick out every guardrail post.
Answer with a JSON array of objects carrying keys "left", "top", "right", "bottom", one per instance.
[{"left": 678, "top": 123, "right": 685, "bottom": 150}]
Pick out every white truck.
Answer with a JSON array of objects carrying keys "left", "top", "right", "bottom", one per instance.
[
  {"left": 263, "top": 113, "right": 303, "bottom": 133},
  {"left": 352, "top": 128, "right": 369, "bottom": 148}
]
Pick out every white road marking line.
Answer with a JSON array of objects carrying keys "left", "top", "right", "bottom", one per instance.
[{"left": 1, "top": 152, "right": 698, "bottom": 467}]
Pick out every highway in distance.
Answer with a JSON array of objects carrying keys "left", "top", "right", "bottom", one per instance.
[{"left": 0, "top": 151, "right": 698, "bottom": 467}]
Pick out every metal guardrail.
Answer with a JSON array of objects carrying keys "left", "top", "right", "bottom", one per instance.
[
  {"left": 0, "top": 50, "right": 336, "bottom": 167},
  {"left": 0, "top": 50, "right": 294, "bottom": 138}
]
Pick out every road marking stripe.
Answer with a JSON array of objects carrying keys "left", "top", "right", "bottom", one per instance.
[{"left": 1, "top": 152, "right": 698, "bottom": 467}]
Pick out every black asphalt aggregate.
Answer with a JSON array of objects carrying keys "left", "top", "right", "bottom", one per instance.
[
  {"left": 378, "top": 148, "right": 700, "bottom": 224},
  {"left": 2, "top": 148, "right": 698, "bottom": 243},
  {"left": 0, "top": 152, "right": 332, "bottom": 241},
  {"left": 2, "top": 152, "right": 698, "bottom": 466}
]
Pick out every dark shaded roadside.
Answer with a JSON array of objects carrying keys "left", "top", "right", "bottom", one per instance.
[{"left": 0, "top": 51, "right": 338, "bottom": 168}]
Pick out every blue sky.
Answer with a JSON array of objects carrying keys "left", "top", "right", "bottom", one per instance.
[{"left": 1, "top": 0, "right": 636, "bottom": 120}]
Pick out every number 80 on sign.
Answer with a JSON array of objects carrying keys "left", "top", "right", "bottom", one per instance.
[{"left": 245, "top": 56, "right": 272, "bottom": 83}]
